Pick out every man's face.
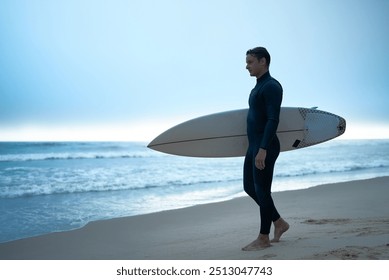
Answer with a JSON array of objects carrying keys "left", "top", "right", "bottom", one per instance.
[{"left": 246, "top": 54, "right": 265, "bottom": 78}]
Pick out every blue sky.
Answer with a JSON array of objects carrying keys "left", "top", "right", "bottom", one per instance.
[{"left": 1, "top": 0, "right": 388, "bottom": 141}]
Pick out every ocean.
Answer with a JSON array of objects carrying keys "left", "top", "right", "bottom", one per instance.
[{"left": 1, "top": 139, "right": 389, "bottom": 243}]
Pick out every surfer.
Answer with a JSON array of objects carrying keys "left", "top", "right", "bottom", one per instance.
[{"left": 242, "top": 47, "right": 289, "bottom": 250}]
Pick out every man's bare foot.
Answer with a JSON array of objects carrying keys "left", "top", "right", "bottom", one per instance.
[
  {"left": 242, "top": 234, "right": 271, "bottom": 251},
  {"left": 271, "top": 218, "right": 289, "bottom": 242}
]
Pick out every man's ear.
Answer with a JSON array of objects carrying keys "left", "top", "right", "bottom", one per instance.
[{"left": 259, "top": 57, "right": 267, "bottom": 65}]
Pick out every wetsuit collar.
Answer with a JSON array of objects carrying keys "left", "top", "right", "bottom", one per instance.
[{"left": 256, "top": 71, "right": 270, "bottom": 82}]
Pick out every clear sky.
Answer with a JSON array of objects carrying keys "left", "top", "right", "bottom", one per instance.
[{"left": 1, "top": 0, "right": 388, "bottom": 141}]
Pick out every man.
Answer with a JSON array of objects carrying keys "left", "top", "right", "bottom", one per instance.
[{"left": 242, "top": 47, "right": 289, "bottom": 251}]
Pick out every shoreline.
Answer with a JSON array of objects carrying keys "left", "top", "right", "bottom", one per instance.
[{"left": 0, "top": 176, "right": 388, "bottom": 260}]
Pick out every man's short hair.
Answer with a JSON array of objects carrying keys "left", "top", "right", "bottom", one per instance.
[{"left": 246, "top": 47, "right": 271, "bottom": 66}]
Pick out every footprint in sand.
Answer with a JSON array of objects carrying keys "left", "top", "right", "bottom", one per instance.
[{"left": 302, "top": 218, "right": 351, "bottom": 225}]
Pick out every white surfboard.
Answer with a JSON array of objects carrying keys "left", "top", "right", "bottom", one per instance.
[{"left": 147, "top": 107, "right": 346, "bottom": 157}]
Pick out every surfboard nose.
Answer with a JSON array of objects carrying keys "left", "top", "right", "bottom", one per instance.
[
  {"left": 147, "top": 138, "right": 161, "bottom": 151},
  {"left": 147, "top": 140, "right": 155, "bottom": 149}
]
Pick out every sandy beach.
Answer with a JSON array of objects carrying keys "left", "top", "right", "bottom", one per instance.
[{"left": 0, "top": 176, "right": 388, "bottom": 260}]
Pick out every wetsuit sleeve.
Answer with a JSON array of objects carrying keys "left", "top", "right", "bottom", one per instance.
[{"left": 260, "top": 82, "right": 283, "bottom": 150}]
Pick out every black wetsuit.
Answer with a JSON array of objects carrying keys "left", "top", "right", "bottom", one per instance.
[{"left": 243, "top": 71, "right": 283, "bottom": 235}]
